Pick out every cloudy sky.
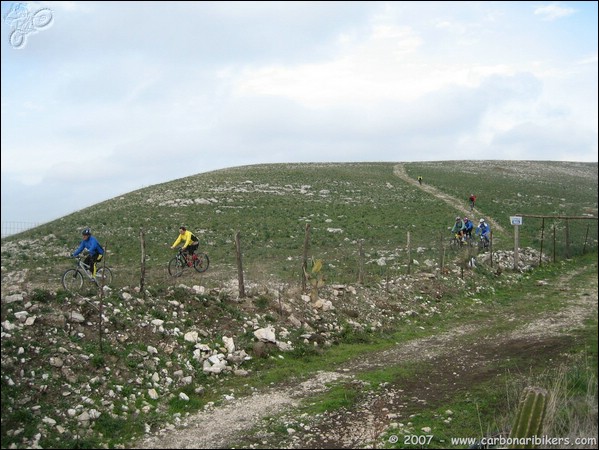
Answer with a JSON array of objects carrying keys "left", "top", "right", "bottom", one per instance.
[{"left": 2, "top": 1, "right": 597, "bottom": 226}]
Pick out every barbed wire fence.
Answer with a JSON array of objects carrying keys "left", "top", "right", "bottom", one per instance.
[
  {"left": 1, "top": 222, "right": 40, "bottom": 239},
  {"left": 2, "top": 218, "right": 597, "bottom": 293}
]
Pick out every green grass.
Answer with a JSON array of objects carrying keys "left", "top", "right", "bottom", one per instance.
[
  {"left": 5, "top": 161, "right": 595, "bottom": 291},
  {"left": 220, "top": 256, "right": 598, "bottom": 448},
  {"left": 404, "top": 161, "right": 598, "bottom": 254},
  {"left": 301, "top": 383, "right": 362, "bottom": 415},
  {"left": 1, "top": 161, "right": 597, "bottom": 448},
  {"left": 4, "top": 295, "right": 594, "bottom": 450}
]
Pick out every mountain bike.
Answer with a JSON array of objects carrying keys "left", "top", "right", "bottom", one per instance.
[
  {"left": 61, "top": 256, "right": 113, "bottom": 293},
  {"left": 449, "top": 233, "right": 470, "bottom": 249},
  {"left": 168, "top": 248, "right": 210, "bottom": 277},
  {"left": 477, "top": 234, "right": 490, "bottom": 251},
  {"left": 463, "top": 232, "right": 475, "bottom": 246}
]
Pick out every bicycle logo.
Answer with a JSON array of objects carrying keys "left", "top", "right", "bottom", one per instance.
[{"left": 3, "top": 3, "right": 53, "bottom": 49}]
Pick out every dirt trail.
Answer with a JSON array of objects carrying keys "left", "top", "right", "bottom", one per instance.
[
  {"left": 393, "top": 163, "right": 506, "bottom": 234},
  {"left": 134, "top": 267, "right": 597, "bottom": 449}
]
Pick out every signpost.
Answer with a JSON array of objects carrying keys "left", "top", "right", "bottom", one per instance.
[{"left": 510, "top": 216, "right": 522, "bottom": 269}]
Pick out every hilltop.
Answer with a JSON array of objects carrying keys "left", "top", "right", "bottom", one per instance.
[{"left": 1, "top": 161, "right": 597, "bottom": 449}]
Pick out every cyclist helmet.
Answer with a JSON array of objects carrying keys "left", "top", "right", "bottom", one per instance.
[
  {"left": 82, "top": 227, "right": 91, "bottom": 236},
  {"left": 464, "top": 217, "right": 469, "bottom": 221},
  {"left": 479, "top": 218, "right": 485, "bottom": 223},
  {"left": 455, "top": 216, "right": 461, "bottom": 221}
]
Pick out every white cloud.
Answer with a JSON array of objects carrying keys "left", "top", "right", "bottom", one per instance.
[
  {"left": 534, "top": 3, "right": 576, "bottom": 21},
  {"left": 1, "top": 1, "right": 597, "bottom": 224}
]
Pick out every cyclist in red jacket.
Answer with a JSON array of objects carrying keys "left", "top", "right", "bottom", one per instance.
[{"left": 469, "top": 194, "right": 476, "bottom": 211}]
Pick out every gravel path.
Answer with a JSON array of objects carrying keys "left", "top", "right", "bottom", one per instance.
[
  {"left": 393, "top": 163, "right": 506, "bottom": 233},
  {"left": 133, "top": 168, "right": 593, "bottom": 448},
  {"left": 134, "top": 267, "right": 597, "bottom": 449}
]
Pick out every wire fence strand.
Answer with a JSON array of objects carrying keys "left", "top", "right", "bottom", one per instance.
[{"left": 1, "top": 222, "right": 40, "bottom": 238}]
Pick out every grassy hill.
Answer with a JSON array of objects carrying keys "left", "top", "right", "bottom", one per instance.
[
  {"left": 2, "top": 161, "right": 597, "bottom": 289},
  {"left": 1, "top": 160, "right": 597, "bottom": 448}
]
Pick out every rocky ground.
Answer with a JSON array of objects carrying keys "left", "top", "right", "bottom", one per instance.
[
  {"left": 1, "top": 241, "right": 566, "bottom": 449},
  {"left": 133, "top": 265, "right": 598, "bottom": 449},
  {"left": 2, "top": 162, "right": 596, "bottom": 449}
]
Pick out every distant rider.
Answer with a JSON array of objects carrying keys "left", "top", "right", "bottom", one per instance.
[{"left": 469, "top": 194, "right": 476, "bottom": 211}]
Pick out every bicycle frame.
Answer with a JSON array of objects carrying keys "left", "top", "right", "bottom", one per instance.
[
  {"left": 61, "top": 256, "right": 113, "bottom": 292},
  {"left": 77, "top": 257, "right": 96, "bottom": 279},
  {"left": 477, "top": 234, "right": 491, "bottom": 250},
  {"left": 180, "top": 250, "right": 195, "bottom": 266},
  {"left": 449, "top": 232, "right": 474, "bottom": 249},
  {"left": 168, "top": 248, "right": 210, "bottom": 277}
]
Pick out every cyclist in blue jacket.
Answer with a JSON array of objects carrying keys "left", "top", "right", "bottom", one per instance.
[
  {"left": 475, "top": 219, "right": 491, "bottom": 243},
  {"left": 463, "top": 217, "right": 474, "bottom": 239},
  {"left": 71, "top": 228, "right": 104, "bottom": 278}
]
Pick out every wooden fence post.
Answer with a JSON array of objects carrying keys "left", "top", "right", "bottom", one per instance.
[
  {"left": 565, "top": 219, "right": 570, "bottom": 259},
  {"left": 98, "top": 241, "right": 108, "bottom": 353},
  {"left": 140, "top": 228, "right": 146, "bottom": 299},
  {"left": 302, "top": 224, "right": 311, "bottom": 292},
  {"left": 235, "top": 231, "right": 245, "bottom": 298},
  {"left": 489, "top": 231, "right": 493, "bottom": 268},
  {"left": 539, "top": 218, "right": 545, "bottom": 266},
  {"left": 583, "top": 223, "right": 590, "bottom": 254},
  {"left": 513, "top": 225, "right": 520, "bottom": 270},
  {"left": 553, "top": 225, "right": 556, "bottom": 263}
]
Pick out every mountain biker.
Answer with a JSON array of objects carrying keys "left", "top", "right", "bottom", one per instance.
[
  {"left": 71, "top": 228, "right": 104, "bottom": 278},
  {"left": 451, "top": 216, "right": 466, "bottom": 241},
  {"left": 469, "top": 194, "right": 476, "bottom": 210},
  {"left": 463, "top": 217, "right": 474, "bottom": 239},
  {"left": 475, "top": 218, "right": 491, "bottom": 244},
  {"left": 170, "top": 226, "right": 199, "bottom": 257}
]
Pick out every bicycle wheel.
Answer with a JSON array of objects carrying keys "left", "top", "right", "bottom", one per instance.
[
  {"left": 62, "top": 269, "right": 84, "bottom": 292},
  {"left": 194, "top": 253, "right": 210, "bottom": 273},
  {"left": 449, "top": 237, "right": 460, "bottom": 249},
  {"left": 478, "top": 238, "right": 489, "bottom": 251},
  {"left": 96, "top": 267, "right": 113, "bottom": 286},
  {"left": 168, "top": 256, "right": 185, "bottom": 277}
]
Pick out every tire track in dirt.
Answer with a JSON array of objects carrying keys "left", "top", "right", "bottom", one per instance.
[
  {"left": 289, "top": 268, "right": 598, "bottom": 449},
  {"left": 393, "top": 163, "right": 506, "bottom": 234},
  {"left": 134, "top": 267, "right": 597, "bottom": 449}
]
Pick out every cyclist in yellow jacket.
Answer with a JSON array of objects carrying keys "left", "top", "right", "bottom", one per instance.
[{"left": 170, "top": 226, "right": 199, "bottom": 257}]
